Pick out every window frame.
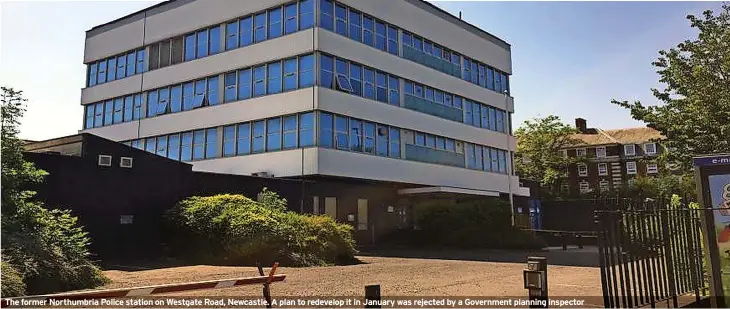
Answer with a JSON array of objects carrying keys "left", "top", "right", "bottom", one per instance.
[
  {"left": 624, "top": 144, "right": 636, "bottom": 156},
  {"left": 626, "top": 161, "right": 637, "bottom": 174},
  {"left": 578, "top": 163, "right": 588, "bottom": 177},
  {"left": 598, "top": 163, "right": 608, "bottom": 176}
]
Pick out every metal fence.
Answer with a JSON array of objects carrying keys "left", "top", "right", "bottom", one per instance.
[{"left": 594, "top": 198, "right": 707, "bottom": 308}]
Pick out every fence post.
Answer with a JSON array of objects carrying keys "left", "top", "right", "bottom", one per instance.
[
  {"left": 257, "top": 263, "right": 272, "bottom": 309},
  {"left": 577, "top": 234, "right": 583, "bottom": 249},
  {"left": 660, "top": 211, "right": 678, "bottom": 308},
  {"left": 365, "top": 284, "right": 381, "bottom": 308}
]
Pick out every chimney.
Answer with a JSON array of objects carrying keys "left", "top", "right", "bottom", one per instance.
[
  {"left": 575, "top": 118, "right": 588, "bottom": 133},
  {"left": 459, "top": 11, "right": 462, "bottom": 19}
]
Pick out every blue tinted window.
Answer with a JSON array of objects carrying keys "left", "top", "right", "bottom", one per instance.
[
  {"left": 131, "top": 139, "right": 142, "bottom": 150},
  {"left": 156, "top": 136, "right": 168, "bottom": 157},
  {"left": 388, "top": 76, "right": 399, "bottom": 105},
  {"left": 85, "top": 105, "right": 94, "bottom": 129},
  {"left": 185, "top": 34, "right": 196, "bottom": 61},
  {"left": 123, "top": 96, "right": 134, "bottom": 122},
  {"left": 205, "top": 128, "right": 218, "bottom": 159},
  {"left": 362, "top": 16, "right": 374, "bottom": 46},
  {"left": 299, "top": 54, "right": 314, "bottom": 87},
  {"left": 375, "top": 21, "right": 386, "bottom": 51},
  {"left": 170, "top": 85, "right": 182, "bottom": 113},
  {"left": 97, "top": 60, "right": 107, "bottom": 84},
  {"left": 478, "top": 64, "right": 486, "bottom": 87},
  {"left": 254, "top": 12, "right": 267, "bottom": 43},
  {"left": 363, "top": 68, "right": 375, "bottom": 99},
  {"left": 94, "top": 103, "right": 104, "bottom": 127},
  {"left": 223, "top": 125, "right": 236, "bottom": 157},
  {"left": 193, "top": 130, "right": 205, "bottom": 160},
  {"left": 266, "top": 117, "right": 281, "bottom": 151},
  {"left": 413, "top": 83, "right": 423, "bottom": 98},
  {"left": 181, "top": 132, "right": 193, "bottom": 161},
  {"left": 145, "top": 137, "right": 156, "bottom": 153},
  {"left": 335, "top": 116, "right": 348, "bottom": 149},
  {"left": 158, "top": 87, "right": 169, "bottom": 115},
  {"left": 136, "top": 50, "right": 146, "bottom": 73},
  {"left": 168, "top": 134, "right": 181, "bottom": 161},
  {"left": 349, "top": 119, "right": 362, "bottom": 152},
  {"left": 283, "top": 115, "right": 297, "bottom": 149},
  {"left": 319, "top": 0, "right": 334, "bottom": 31},
  {"left": 466, "top": 144, "right": 476, "bottom": 169},
  {"left": 284, "top": 58, "right": 297, "bottom": 91},
  {"left": 225, "top": 72, "right": 237, "bottom": 102},
  {"left": 434, "top": 90, "right": 444, "bottom": 104},
  {"left": 116, "top": 55, "right": 126, "bottom": 79},
  {"left": 446, "top": 139, "right": 455, "bottom": 152},
  {"left": 363, "top": 122, "right": 375, "bottom": 154},
  {"left": 496, "top": 110, "right": 504, "bottom": 133},
  {"left": 238, "top": 68, "right": 252, "bottom": 99},
  {"left": 252, "top": 120, "right": 265, "bottom": 153},
  {"left": 435, "top": 137, "right": 445, "bottom": 150},
  {"left": 183, "top": 82, "right": 194, "bottom": 111},
  {"left": 464, "top": 100, "right": 473, "bottom": 125},
  {"left": 240, "top": 17, "right": 253, "bottom": 46},
  {"left": 389, "top": 127, "right": 400, "bottom": 158},
  {"left": 471, "top": 61, "right": 478, "bottom": 85},
  {"left": 207, "top": 76, "right": 219, "bottom": 105},
  {"left": 475, "top": 145, "right": 483, "bottom": 170},
  {"left": 253, "top": 65, "right": 266, "bottom": 96},
  {"left": 489, "top": 108, "right": 497, "bottom": 131},
  {"left": 413, "top": 36, "right": 423, "bottom": 51},
  {"left": 226, "top": 21, "right": 239, "bottom": 50},
  {"left": 335, "top": 4, "right": 347, "bottom": 36},
  {"left": 113, "top": 98, "right": 124, "bottom": 123},
  {"left": 88, "top": 63, "right": 98, "bottom": 87},
  {"left": 133, "top": 94, "right": 143, "bottom": 120},
  {"left": 453, "top": 96, "right": 462, "bottom": 109},
  {"left": 193, "top": 80, "right": 206, "bottom": 108},
  {"left": 147, "top": 90, "right": 158, "bottom": 118},
  {"left": 269, "top": 8, "right": 282, "bottom": 39},
  {"left": 376, "top": 124, "right": 388, "bottom": 156},
  {"left": 267, "top": 61, "right": 282, "bottom": 94},
  {"left": 299, "top": 112, "right": 315, "bottom": 147},
  {"left": 107, "top": 57, "right": 117, "bottom": 81},
  {"left": 209, "top": 26, "right": 222, "bottom": 55},
  {"left": 433, "top": 45, "right": 441, "bottom": 58},
  {"left": 376, "top": 72, "right": 387, "bottom": 103},
  {"left": 471, "top": 103, "right": 480, "bottom": 127},
  {"left": 237, "top": 123, "right": 251, "bottom": 155},
  {"left": 349, "top": 11, "right": 361, "bottom": 42},
  {"left": 284, "top": 3, "right": 298, "bottom": 34},
  {"left": 126, "top": 51, "right": 136, "bottom": 76},
  {"left": 494, "top": 71, "right": 502, "bottom": 93},
  {"left": 350, "top": 63, "right": 362, "bottom": 96},
  {"left": 336, "top": 58, "right": 348, "bottom": 76},
  {"left": 425, "top": 87, "right": 434, "bottom": 101},
  {"left": 425, "top": 134, "right": 436, "bottom": 148},
  {"left": 197, "top": 30, "right": 209, "bottom": 58},
  {"left": 402, "top": 31, "right": 412, "bottom": 47},
  {"left": 490, "top": 148, "right": 498, "bottom": 172},
  {"left": 482, "top": 147, "right": 491, "bottom": 171},
  {"left": 319, "top": 112, "right": 334, "bottom": 148},
  {"left": 424, "top": 41, "right": 432, "bottom": 55},
  {"left": 404, "top": 81, "right": 413, "bottom": 95},
  {"left": 319, "top": 54, "right": 334, "bottom": 88},
  {"left": 299, "top": 0, "right": 314, "bottom": 29},
  {"left": 480, "top": 104, "right": 489, "bottom": 128},
  {"left": 498, "top": 150, "right": 506, "bottom": 173},
  {"left": 387, "top": 26, "right": 398, "bottom": 55}
]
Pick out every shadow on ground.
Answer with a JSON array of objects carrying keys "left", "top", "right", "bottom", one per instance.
[{"left": 358, "top": 245, "right": 600, "bottom": 267}]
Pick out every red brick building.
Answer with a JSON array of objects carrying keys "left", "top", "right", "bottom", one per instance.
[{"left": 562, "top": 118, "right": 665, "bottom": 196}]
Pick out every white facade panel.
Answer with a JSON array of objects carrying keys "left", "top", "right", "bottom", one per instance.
[
  {"left": 338, "top": 0, "right": 512, "bottom": 74},
  {"left": 81, "top": 75, "right": 143, "bottom": 105},
  {"left": 316, "top": 148, "right": 512, "bottom": 192},
  {"left": 317, "top": 29, "right": 513, "bottom": 112},
  {"left": 317, "top": 87, "right": 516, "bottom": 151},
  {"left": 80, "top": 121, "right": 139, "bottom": 142},
  {"left": 85, "top": 18, "right": 145, "bottom": 63},
  {"left": 191, "top": 148, "right": 313, "bottom": 177},
  {"left": 143, "top": 0, "right": 290, "bottom": 45}
]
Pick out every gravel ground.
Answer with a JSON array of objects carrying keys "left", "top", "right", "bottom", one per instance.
[{"left": 102, "top": 249, "right": 604, "bottom": 306}]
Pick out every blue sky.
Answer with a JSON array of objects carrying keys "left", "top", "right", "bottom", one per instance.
[{"left": 0, "top": 1, "right": 720, "bottom": 140}]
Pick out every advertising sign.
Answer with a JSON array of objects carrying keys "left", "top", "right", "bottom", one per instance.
[{"left": 709, "top": 174, "right": 730, "bottom": 301}]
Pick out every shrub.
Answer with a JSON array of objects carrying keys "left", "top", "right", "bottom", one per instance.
[
  {"left": 385, "top": 199, "right": 545, "bottom": 250},
  {"left": 1, "top": 260, "right": 25, "bottom": 297},
  {"left": 165, "top": 191, "right": 356, "bottom": 266}
]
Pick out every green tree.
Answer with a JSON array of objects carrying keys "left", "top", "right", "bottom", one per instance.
[
  {"left": 612, "top": 4, "right": 730, "bottom": 173},
  {"left": 1, "top": 87, "right": 107, "bottom": 296},
  {"left": 515, "top": 115, "right": 584, "bottom": 198}
]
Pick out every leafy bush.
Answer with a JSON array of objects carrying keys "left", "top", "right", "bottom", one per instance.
[
  {"left": 385, "top": 199, "right": 545, "bottom": 250},
  {"left": 165, "top": 190, "right": 356, "bottom": 266},
  {"left": 2, "top": 260, "right": 25, "bottom": 297}
]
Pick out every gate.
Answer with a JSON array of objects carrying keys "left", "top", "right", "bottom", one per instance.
[{"left": 595, "top": 198, "right": 708, "bottom": 308}]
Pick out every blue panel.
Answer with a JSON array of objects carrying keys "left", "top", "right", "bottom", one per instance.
[
  {"left": 405, "top": 144, "right": 465, "bottom": 167},
  {"left": 403, "top": 95, "right": 463, "bottom": 122}
]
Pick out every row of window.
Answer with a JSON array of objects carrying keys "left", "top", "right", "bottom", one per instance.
[
  {"left": 318, "top": 0, "right": 509, "bottom": 95},
  {"left": 319, "top": 54, "right": 400, "bottom": 105},
  {"left": 87, "top": 0, "right": 315, "bottom": 87},
  {"left": 318, "top": 112, "right": 401, "bottom": 158},
  {"left": 569, "top": 143, "right": 659, "bottom": 158},
  {"left": 87, "top": 49, "right": 146, "bottom": 87},
  {"left": 466, "top": 143, "right": 509, "bottom": 174},
  {"left": 85, "top": 94, "right": 144, "bottom": 129},
  {"left": 577, "top": 162, "right": 658, "bottom": 177},
  {"left": 319, "top": 0, "right": 398, "bottom": 56},
  {"left": 84, "top": 54, "right": 315, "bottom": 129},
  {"left": 126, "top": 112, "right": 316, "bottom": 161}
]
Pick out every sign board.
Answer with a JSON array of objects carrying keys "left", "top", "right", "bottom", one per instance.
[{"left": 694, "top": 154, "right": 730, "bottom": 308}]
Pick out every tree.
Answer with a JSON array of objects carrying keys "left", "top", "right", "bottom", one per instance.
[
  {"left": 1, "top": 87, "right": 107, "bottom": 296},
  {"left": 612, "top": 4, "right": 730, "bottom": 173},
  {"left": 515, "top": 115, "right": 584, "bottom": 198}
]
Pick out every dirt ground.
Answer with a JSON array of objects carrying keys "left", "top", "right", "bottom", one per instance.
[{"left": 102, "top": 247, "right": 604, "bottom": 306}]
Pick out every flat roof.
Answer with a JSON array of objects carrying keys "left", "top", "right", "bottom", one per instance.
[{"left": 86, "top": 0, "right": 510, "bottom": 50}]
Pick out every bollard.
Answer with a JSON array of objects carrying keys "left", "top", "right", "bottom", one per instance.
[
  {"left": 365, "top": 284, "right": 381, "bottom": 308},
  {"left": 576, "top": 234, "right": 583, "bottom": 249},
  {"left": 524, "top": 257, "right": 548, "bottom": 308}
]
